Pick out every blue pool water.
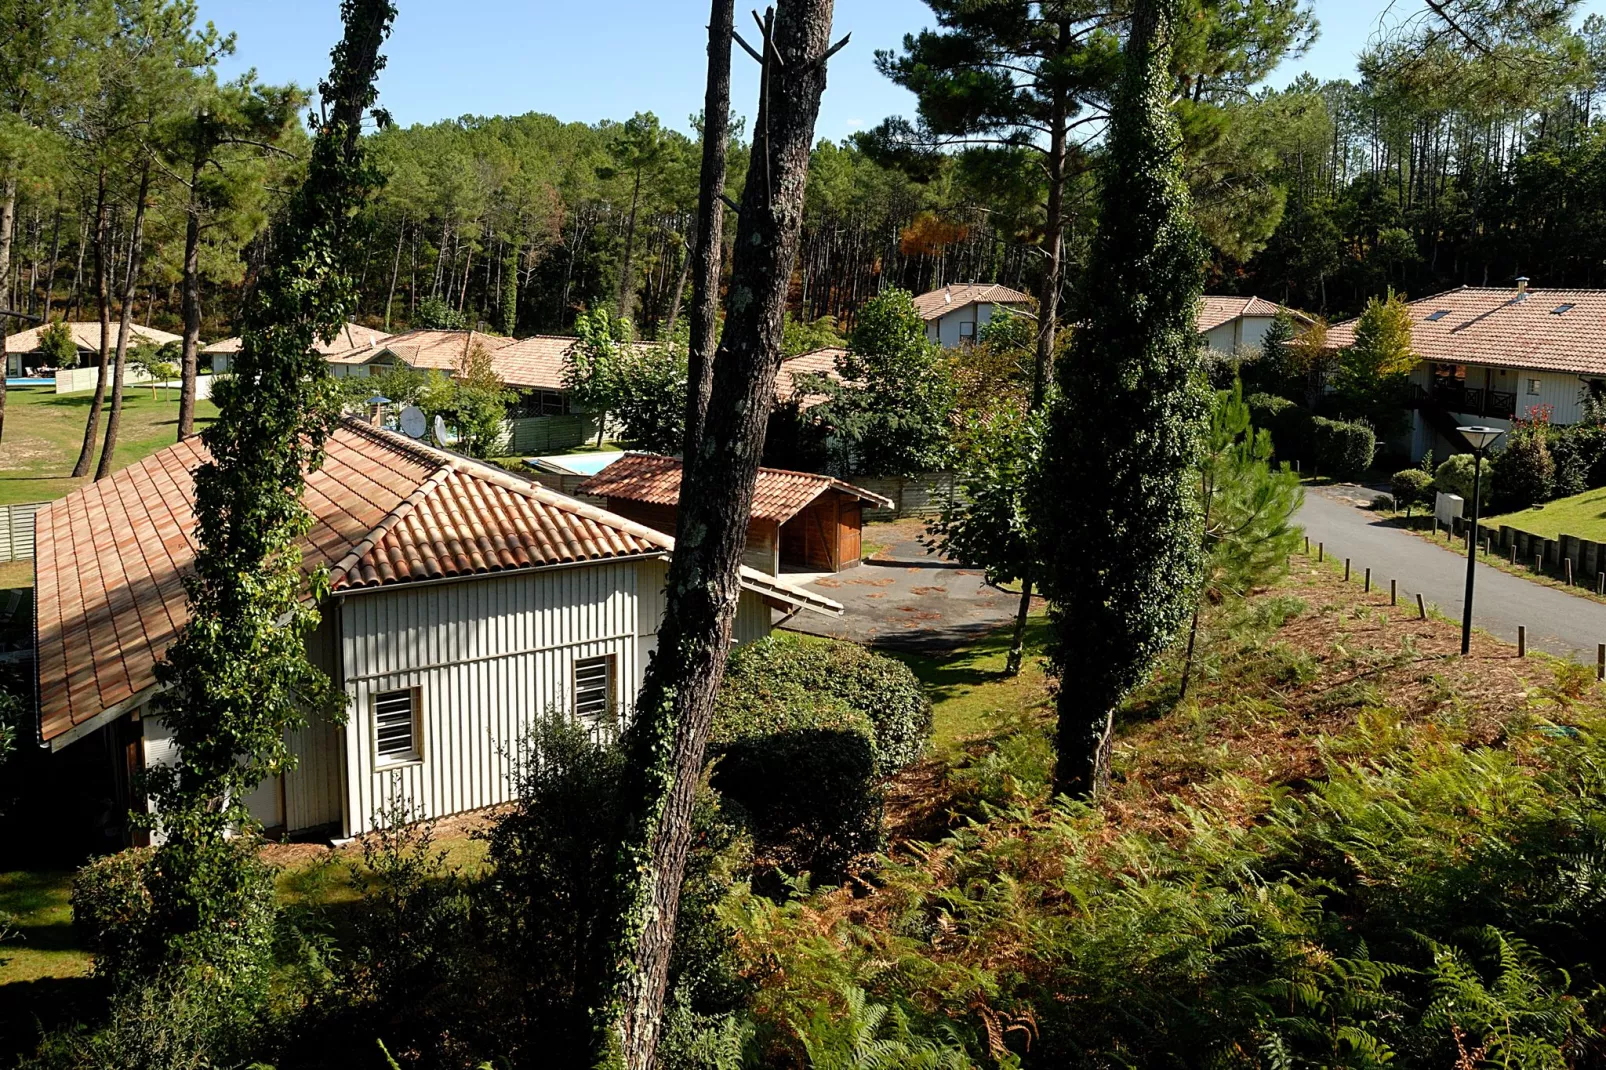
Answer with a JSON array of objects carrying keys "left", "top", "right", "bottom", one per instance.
[
  {"left": 5, "top": 378, "right": 54, "bottom": 386},
  {"left": 529, "top": 451, "right": 623, "bottom": 476}
]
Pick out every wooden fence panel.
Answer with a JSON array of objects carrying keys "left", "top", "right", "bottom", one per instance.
[
  {"left": 855, "top": 472, "right": 957, "bottom": 521},
  {"left": 505, "top": 414, "right": 598, "bottom": 455}
]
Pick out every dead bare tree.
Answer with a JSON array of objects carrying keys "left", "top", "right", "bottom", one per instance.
[{"left": 603, "top": 3, "right": 843, "bottom": 1067}]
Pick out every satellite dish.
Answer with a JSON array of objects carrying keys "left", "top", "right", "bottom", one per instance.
[
  {"left": 399, "top": 405, "right": 426, "bottom": 439},
  {"left": 433, "top": 414, "right": 451, "bottom": 446}
]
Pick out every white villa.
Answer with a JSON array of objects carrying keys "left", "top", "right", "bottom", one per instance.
[
  {"left": 1325, "top": 282, "right": 1606, "bottom": 461},
  {"left": 912, "top": 283, "right": 1033, "bottom": 347},
  {"left": 31, "top": 420, "right": 839, "bottom": 843}
]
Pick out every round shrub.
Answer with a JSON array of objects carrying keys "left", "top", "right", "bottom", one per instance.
[
  {"left": 1490, "top": 430, "right": 1554, "bottom": 511},
  {"left": 1390, "top": 468, "right": 1433, "bottom": 514},
  {"left": 1433, "top": 453, "right": 1493, "bottom": 506},
  {"left": 72, "top": 847, "right": 157, "bottom": 986},
  {"left": 718, "top": 635, "right": 931, "bottom": 775}
]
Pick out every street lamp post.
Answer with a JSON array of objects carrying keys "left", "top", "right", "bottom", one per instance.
[{"left": 1458, "top": 425, "right": 1506, "bottom": 656}]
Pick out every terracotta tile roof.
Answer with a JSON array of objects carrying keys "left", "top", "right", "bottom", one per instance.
[
  {"left": 201, "top": 322, "right": 387, "bottom": 356},
  {"left": 1195, "top": 295, "right": 1290, "bottom": 333},
  {"left": 491, "top": 334, "right": 580, "bottom": 391},
  {"left": 1324, "top": 286, "right": 1606, "bottom": 376},
  {"left": 576, "top": 452, "right": 892, "bottom": 524},
  {"left": 35, "top": 421, "right": 838, "bottom": 745},
  {"left": 5, "top": 322, "right": 181, "bottom": 357},
  {"left": 332, "top": 329, "right": 587, "bottom": 391},
  {"left": 911, "top": 283, "right": 1033, "bottom": 321},
  {"left": 775, "top": 347, "right": 848, "bottom": 408}
]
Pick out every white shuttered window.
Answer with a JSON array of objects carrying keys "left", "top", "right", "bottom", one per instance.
[
  {"left": 574, "top": 656, "right": 615, "bottom": 725},
  {"left": 374, "top": 688, "right": 421, "bottom": 764}
]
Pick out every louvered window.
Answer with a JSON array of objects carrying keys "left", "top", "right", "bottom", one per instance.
[
  {"left": 374, "top": 688, "right": 420, "bottom": 763},
  {"left": 574, "top": 656, "right": 615, "bottom": 725}
]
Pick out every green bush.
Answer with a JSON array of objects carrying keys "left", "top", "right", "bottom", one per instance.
[
  {"left": 1434, "top": 452, "right": 1493, "bottom": 507},
  {"left": 719, "top": 635, "right": 931, "bottom": 774},
  {"left": 1390, "top": 468, "right": 1433, "bottom": 515},
  {"left": 71, "top": 848, "right": 157, "bottom": 988},
  {"left": 1246, "top": 392, "right": 1309, "bottom": 465},
  {"left": 1311, "top": 415, "right": 1376, "bottom": 477},
  {"left": 1491, "top": 429, "right": 1555, "bottom": 511}
]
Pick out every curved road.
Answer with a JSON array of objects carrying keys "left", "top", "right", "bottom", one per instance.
[{"left": 1297, "top": 488, "right": 1606, "bottom": 658}]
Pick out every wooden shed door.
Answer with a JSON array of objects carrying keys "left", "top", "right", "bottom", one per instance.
[{"left": 838, "top": 500, "right": 861, "bottom": 568}]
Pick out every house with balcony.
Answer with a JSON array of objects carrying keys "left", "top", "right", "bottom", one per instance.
[{"left": 1325, "top": 283, "right": 1606, "bottom": 461}]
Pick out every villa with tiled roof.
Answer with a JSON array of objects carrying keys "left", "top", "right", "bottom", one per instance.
[
  {"left": 31, "top": 419, "right": 838, "bottom": 842},
  {"left": 1326, "top": 282, "right": 1606, "bottom": 459},
  {"left": 912, "top": 283, "right": 1033, "bottom": 347}
]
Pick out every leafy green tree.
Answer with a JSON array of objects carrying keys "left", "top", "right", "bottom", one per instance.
[
  {"left": 36, "top": 319, "right": 77, "bottom": 366},
  {"left": 414, "top": 293, "right": 467, "bottom": 330},
  {"left": 1033, "top": 0, "right": 1207, "bottom": 797},
  {"left": 142, "top": 0, "right": 395, "bottom": 991},
  {"left": 1242, "top": 307, "right": 1300, "bottom": 401},
  {"left": 444, "top": 341, "right": 514, "bottom": 458},
  {"left": 1178, "top": 380, "right": 1303, "bottom": 698},
  {"left": 780, "top": 312, "right": 843, "bottom": 357},
  {"left": 1491, "top": 413, "right": 1555, "bottom": 511},
  {"left": 926, "top": 403, "right": 1042, "bottom": 592},
  {"left": 564, "top": 305, "right": 632, "bottom": 442},
  {"left": 611, "top": 341, "right": 688, "bottom": 456},
  {"left": 1335, "top": 289, "right": 1414, "bottom": 434},
  {"left": 808, "top": 289, "right": 956, "bottom": 477}
]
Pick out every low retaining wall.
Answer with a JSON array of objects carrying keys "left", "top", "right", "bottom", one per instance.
[{"left": 1451, "top": 516, "right": 1606, "bottom": 589}]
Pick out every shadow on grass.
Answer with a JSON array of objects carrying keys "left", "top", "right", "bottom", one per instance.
[
  {"left": 887, "top": 616, "right": 1052, "bottom": 707},
  {"left": 0, "top": 975, "right": 106, "bottom": 1065}
]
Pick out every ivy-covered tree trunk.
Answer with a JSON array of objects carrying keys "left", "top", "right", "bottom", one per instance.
[
  {"left": 682, "top": 0, "right": 734, "bottom": 449},
  {"left": 143, "top": 0, "right": 395, "bottom": 982},
  {"left": 95, "top": 160, "right": 152, "bottom": 481},
  {"left": 1034, "top": 0, "right": 1207, "bottom": 797},
  {"left": 70, "top": 169, "right": 109, "bottom": 479},
  {"left": 604, "top": 2, "right": 836, "bottom": 1065}
]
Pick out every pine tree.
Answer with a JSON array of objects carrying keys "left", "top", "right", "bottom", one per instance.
[
  {"left": 1034, "top": 0, "right": 1207, "bottom": 797},
  {"left": 1178, "top": 380, "right": 1303, "bottom": 698},
  {"left": 142, "top": 0, "right": 395, "bottom": 983}
]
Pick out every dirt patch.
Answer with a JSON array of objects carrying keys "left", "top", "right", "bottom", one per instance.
[
  {"left": 844, "top": 577, "right": 896, "bottom": 587},
  {"left": 813, "top": 577, "right": 842, "bottom": 588},
  {"left": 910, "top": 586, "right": 947, "bottom": 597},
  {"left": 260, "top": 806, "right": 505, "bottom": 867}
]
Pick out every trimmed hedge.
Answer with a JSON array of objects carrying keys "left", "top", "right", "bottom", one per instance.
[
  {"left": 1390, "top": 468, "right": 1433, "bottom": 513},
  {"left": 1311, "top": 416, "right": 1376, "bottom": 478},
  {"left": 71, "top": 848, "right": 157, "bottom": 986},
  {"left": 717, "top": 635, "right": 930, "bottom": 775}
]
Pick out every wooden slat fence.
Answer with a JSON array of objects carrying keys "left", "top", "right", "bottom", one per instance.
[
  {"left": 853, "top": 472, "right": 957, "bottom": 521},
  {"left": 0, "top": 501, "right": 46, "bottom": 562}
]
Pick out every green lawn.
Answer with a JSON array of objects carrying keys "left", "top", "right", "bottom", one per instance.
[
  {"left": 890, "top": 612, "right": 1052, "bottom": 752},
  {"left": 1488, "top": 485, "right": 1606, "bottom": 541},
  {"left": 0, "top": 384, "right": 218, "bottom": 508}
]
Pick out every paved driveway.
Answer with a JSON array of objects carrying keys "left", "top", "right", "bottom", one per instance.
[
  {"left": 783, "top": 524, "right": 1024, "bottom": 653},
  {"left": 1298, "top": 486, "right": 1606, "bottom": 658}
]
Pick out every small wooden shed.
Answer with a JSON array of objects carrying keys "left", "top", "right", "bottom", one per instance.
[{"left": 577, "top": 454, "right": 892, "bottom": 574}]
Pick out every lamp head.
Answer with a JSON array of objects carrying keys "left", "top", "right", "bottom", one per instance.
[{"left": 1457, "top": 425, "right": 1505, "bottom": 451}]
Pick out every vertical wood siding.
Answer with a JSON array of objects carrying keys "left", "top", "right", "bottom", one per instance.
[{"left": 337, "top": 563, "right": 641, "bottom": 836}]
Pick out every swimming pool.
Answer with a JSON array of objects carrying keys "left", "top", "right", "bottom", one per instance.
[{"left": 5, "top": 378, "right": 55, "bottom": 387}]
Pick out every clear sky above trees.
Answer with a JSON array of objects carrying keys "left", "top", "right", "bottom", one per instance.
[{"left": 191, "top": 0, "right": 1606, "bottom": 136}]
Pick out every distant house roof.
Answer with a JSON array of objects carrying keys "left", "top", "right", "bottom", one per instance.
[
  {"left": 577, "top": 452, "right": 892, "bottom": 525},
  {"left": 34, "top": 421, "right": 839, "bottom": 747},
  {"left": 775, "top": 347, "right": 848, "bottom": 408},
  {"left": 911, "top": 283, "right": 1033, "bottom": 322},
  {"left": 202, "top": 322, "right": 387, "bottom": 356},
  {"left": 1324, "top": 286, "right": 1606, "bottom": 376},
  {"left": 5, "top": 322, "right": 181, "bottom": 356},
  {"left": 335, "top": 328, "right": 584, "bottom": 392}
]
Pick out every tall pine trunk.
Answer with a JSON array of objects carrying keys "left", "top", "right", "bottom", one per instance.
[
  {"left": 617, "top": 170, "right": 643, "bottom": 321},
  {"left": 70, "top": 169, "right": 111, "bottom": 479},
  {"left": 178, "top": 157, "right": 203, "bottom": 440},
  {"left": 604, "top": 3, "right": 836, "bottom": 1065},
  {"left": 96, "top": 161, "right": 153, "bottom": 480},
  {"left": 0, "top": 170, "right": 15, "bottom": 444},
  {"left": 683, "top": 0, "right": 734, "bottom": 450}
]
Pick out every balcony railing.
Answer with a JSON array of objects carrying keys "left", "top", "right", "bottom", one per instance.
[{"left": 1416, "top": 383, "right": 1517, "bottom": 420}]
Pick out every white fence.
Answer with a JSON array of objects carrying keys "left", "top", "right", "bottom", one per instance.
[
  {"left": 54, "top": 365, "right": 153, "bottom": 394},
  {"left": 0, "top": 501, "right": 45, "bottom": 562}
]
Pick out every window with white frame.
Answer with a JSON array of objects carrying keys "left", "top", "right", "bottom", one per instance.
[
  {"left": 1528, "top": 378, "right": 1542, "bottom": 395},
  {"left": 958, "top": 319, "right": 977, "bottom": 339},
  {"left": 373, "top": 687, "right": 420, "bottom": 764},
  {"left": 574, "top": 655, "right": 616, "bottom": 725}
]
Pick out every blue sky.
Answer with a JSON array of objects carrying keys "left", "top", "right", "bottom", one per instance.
[{"left": 195, "top": 1, "right": 1606, "bottom": 140}]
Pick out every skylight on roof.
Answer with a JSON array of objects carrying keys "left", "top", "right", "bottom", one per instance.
[
  {"left": 1425, "top": 310, "right": 1450, "bottom": 321},
  {"left": 1552, "top": 303, "right": 1576, "bottom": 315}
]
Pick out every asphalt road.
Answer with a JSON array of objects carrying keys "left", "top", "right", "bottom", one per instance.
[{"left": 1297, "top": 487, "right": 1606, "bottom": 658}]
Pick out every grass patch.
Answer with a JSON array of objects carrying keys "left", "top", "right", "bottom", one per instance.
[
  {"left": 0, "top": 560, "right": 31, "bottom": 592},
  {"left": 0, "top": 384, "right": 218, "bottom": 508},
  {"left": 1488, "top": 484, "right": 1606, "bottom": 542},
  {"left": 0, "top": 871, "right": 86, "bottom": 986},
  {"left": 889, "top": 611, "right": 1052, "bottom": 752}
]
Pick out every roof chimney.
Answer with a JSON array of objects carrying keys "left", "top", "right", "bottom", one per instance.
[{"left": 1516, "top": 276, "right": 1530, "bottom": 293}]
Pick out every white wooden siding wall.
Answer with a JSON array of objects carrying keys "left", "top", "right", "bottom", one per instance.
[
  {"left": 338, "top": 563, "right": 640, "bottom": 836},
  {"left": 634, "top": 557, "right": 772, "bottom": 690}
]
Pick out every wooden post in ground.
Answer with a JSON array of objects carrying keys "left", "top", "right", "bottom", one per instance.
[
  {"left": 1597, "top": 644, "right": 1604, "bottom": 681},
  {"left": 1598, "top": 571, "right": 1605, "bottom": 596},
  {"left": 1567, "top": 559, "right": 1575, "bottom": 586},
  {"left": 1390, "top": 578, "right": 1397, "bottom": 605},
  {"left": 1364, "top": 567, "right": 1371, "bottom": 593},
  {"left": 1510, "top": 544, "right": 1517, "bottom": 565},
  {"left": 1344, "top": 558, "right": 1351, "bottom": 582},
  {"left": 1416, "top": 593, "right": 1426, "bottom": 619},
  {"left": 1536, "top": 553, "right": 1544, "bottom": 574},
  {"left": 1318, "top": 541, "right": 1324, "bottom": 562},
  {"left": 1518, "top": 626, "right": 1526, "bottom": 658}
]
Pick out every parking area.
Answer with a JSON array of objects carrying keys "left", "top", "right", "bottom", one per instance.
[{"left": 781, "top": 520, "right": 1027, "bottom": 653}]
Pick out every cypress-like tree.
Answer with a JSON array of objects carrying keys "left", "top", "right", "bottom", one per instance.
[
  {"left": 1034, "top": 0, "right": 1207, "bottom": 798},
  {"left": 143, "top": 0, "right": 395, "bottom": 982}
]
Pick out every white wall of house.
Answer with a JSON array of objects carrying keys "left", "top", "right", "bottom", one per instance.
[
  {"left": 1201, "top": 314, "right": 1279, "bottom": 354},
  {"left": 925, "top": 302, "right": 1022, "bottom": 348}
]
